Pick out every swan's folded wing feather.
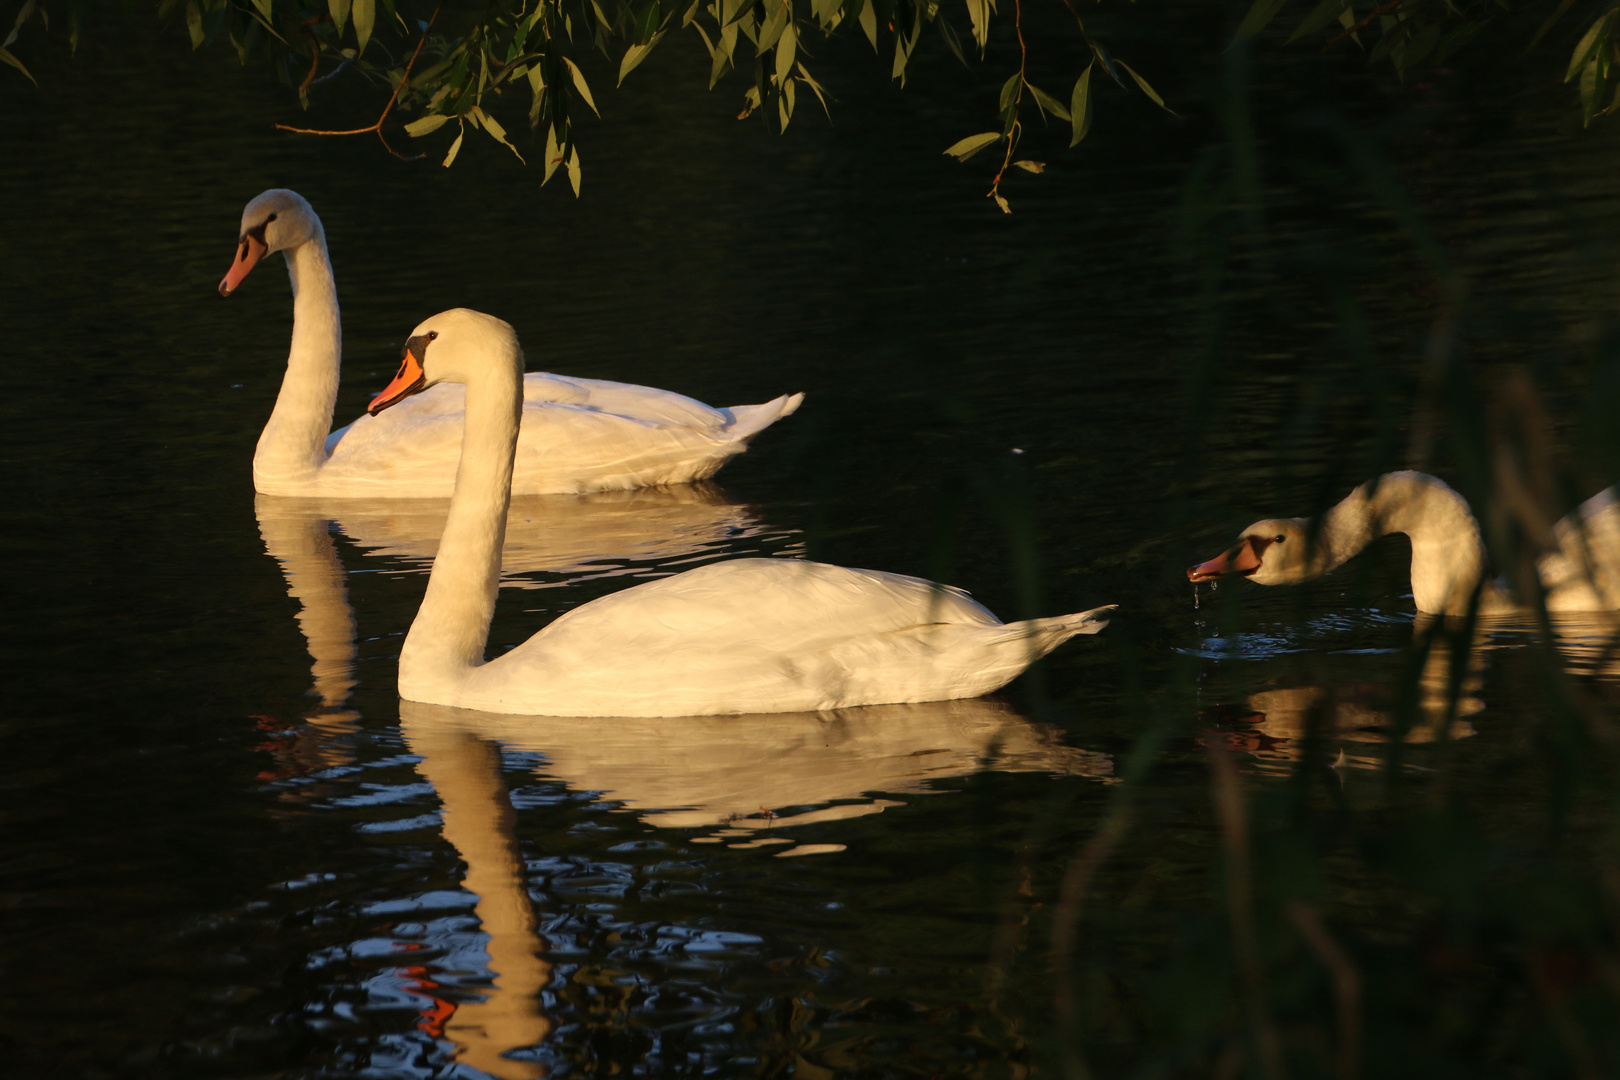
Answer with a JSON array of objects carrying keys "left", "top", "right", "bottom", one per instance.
[
  {"left": 532, "top": 373, "right": 729, "bottom": 429},
  {"left": 531, "top": 559, "right": 1001, "bottom": 650},
  {"left": 451, "top": 560, "right": 1044, "bottom": 715}
]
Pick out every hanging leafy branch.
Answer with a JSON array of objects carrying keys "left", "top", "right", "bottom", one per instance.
[
  {"left": 2, "top": 0, "right": 1176, "bottom": 208},
  {"left": 940, "top": 0, "right": 1173, "bottom": 212},
  {"left": 7, "top": 1, "right": 1620, "bottom": 206}
]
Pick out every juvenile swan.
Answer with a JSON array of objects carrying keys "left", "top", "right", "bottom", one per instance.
[
  {"left": 220, "top": 189, "right": 801, "bottom": 498},
  {"left": 376, "top": 309, "right": 1114, "bottom": 716},
  {"left": 1188, "top": 471, "right": 1620, "bottom": 615}
]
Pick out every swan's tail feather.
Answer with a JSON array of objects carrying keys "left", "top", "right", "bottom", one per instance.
[
  {"left": 1002, "top": 604, "right": 1117, "bottom": 656},
  {"left": 723, "top": 392, "right": 805, "bottom": 444}
]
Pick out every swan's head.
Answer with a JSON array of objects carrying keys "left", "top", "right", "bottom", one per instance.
[
  {"left": 218, "top": 189, "right": 323, "bottom": 297},
  {"left": 1188, "top": 518, "right": 1315, "bottom": 586},
  {"left": 367, "top": 309, "right": 523, "bottom": 416}
]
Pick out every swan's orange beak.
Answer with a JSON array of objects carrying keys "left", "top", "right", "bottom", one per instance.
[
  {"left": 219, "top": 233, "right": 268, "bottom": 296},
  {"left": 1188, "top": 536, "right": 1270, "bottom": 582},
  {"left": 368, "top": 343, "right": 428, "bottom": 415}
]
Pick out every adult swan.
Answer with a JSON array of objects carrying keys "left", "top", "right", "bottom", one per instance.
[
  {"left": 1188, "top": 471, "right": 1620, "bottom": 615},
  {"left": 371, "top": 309, "right": 1114, "bottom": 716},
  {"left": 220, "top": 189, "right": 802, "bottom": 498}
]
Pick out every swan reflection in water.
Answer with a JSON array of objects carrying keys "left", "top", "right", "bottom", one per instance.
[
  {"left": 405, "top": 696, "right": 1113, "bottom": 843},
  {"left": 393, "top": 694, "right": 1112, "bottom": 1075},
  {"left": 252, "top": 484, "right": 796, "bottom": 777},
  {"left": 399, "top": 714, "right": 553, "bottom": 1080},
  {"left": 258, "top": 483, "right": 1114, "bottom": 1074},
  {"left": 1200, "top": 609, "right": 1620, "bottom": 774},
  {"left": 1200, "top": 618, "right": 1488, "bottom": 775}
]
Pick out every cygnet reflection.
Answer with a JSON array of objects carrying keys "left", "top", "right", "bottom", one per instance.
[{"left": 400, "top": 697, "right": 1113, "bottom": 847}]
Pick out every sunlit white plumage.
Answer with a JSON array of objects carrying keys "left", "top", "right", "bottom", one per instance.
[
  {"left": 1188, "top": 471, "right": 1620, "bottom": 615},
  {"left": 384, "top": 309, "right": 1113, "bottom": 717},
  {"left": 221, "top": 189, "right": 800, "bottom": 498}
]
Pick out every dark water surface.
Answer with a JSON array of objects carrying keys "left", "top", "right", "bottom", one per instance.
[{"left": 6, "top": 9, "right": 1620, "bottom": 1078}]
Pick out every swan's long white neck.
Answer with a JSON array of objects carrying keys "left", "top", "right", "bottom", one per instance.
[
  {"left": 398, "top": 358, "right": 521, "bottom": 701},
  {"left": 1320, "top": 472, "right": 1493, "bottom": 615},
  {"left": 253, "top": 237, "right": 341, "bottom": 489}
]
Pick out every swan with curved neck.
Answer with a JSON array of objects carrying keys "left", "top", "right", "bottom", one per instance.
[
  {"left": 221, "top": 189, "right": 802, "bottom": 498},
  {"left": 374, "top": 309, "right": 1114, "bottom": 717},
  {"left": 1188, "top": 471, "right": 1620, "bottom": 615}
]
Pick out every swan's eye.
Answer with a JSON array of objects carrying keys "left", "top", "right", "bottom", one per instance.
[
  {"left": 265, "top": 213, "right": 278, "bottom": 224},
  {"left": 1274, "top": 534, "right": 1286, "bottom": 544},
  {"left": 427, "top": 331, "right": 439, "bottom": 341}
]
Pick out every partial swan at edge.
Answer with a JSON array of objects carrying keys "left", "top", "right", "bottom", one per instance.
[{"left": 1188, "top": 471, "right": 1620, "bottom": 616}]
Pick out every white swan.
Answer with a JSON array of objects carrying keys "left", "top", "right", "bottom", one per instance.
[
  {"left": 220, "top": 189, "right": 802, "bottom": 498},
  {"left": 1188, "top": 470, "right": 1620, "bottom": 615},
  {"left": 375, "top": 308, "right": 1114, "bottom": 717}
]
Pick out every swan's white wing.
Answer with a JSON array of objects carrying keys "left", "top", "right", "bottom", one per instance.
[
  {"left": 452, "top": 559, "right": 1100, "bottom": 716},
  {"left": 316, "top": 375, "right": 799, "bottom": 498},
  {"left": 533, "top": 558, "right": 1000, "bottom": 649},
  {"left": 529, "top": 373, "right": 729, "bottom": 428}
]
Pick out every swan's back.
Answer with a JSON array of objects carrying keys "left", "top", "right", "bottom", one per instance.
[
  {"left": 453, "top": 559, "right": 1064, "bottom": 717},
  {"left": 526, "top": 558, "right": 999, "bottom": 659},
  {"left": 318, "top": 374, "right": 794, "bottom": 497}
]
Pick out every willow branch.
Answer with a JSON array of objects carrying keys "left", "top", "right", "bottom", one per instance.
[
  {"left": 275, "top": 6, "right": 441, "bottom": 161},
  {"left": 296, "top": 15, "right": 328, "bottom": 98},
  {"left": 986, "top": 0, "right": 1026, "bottom": 211}
]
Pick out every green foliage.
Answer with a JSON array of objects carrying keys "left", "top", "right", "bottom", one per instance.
[
  {"left": 0, "top": 0, "right": 1177, "bottom": 208},
  {"left": 5, "top": 2, "right": 1620, "bottom": 202}
]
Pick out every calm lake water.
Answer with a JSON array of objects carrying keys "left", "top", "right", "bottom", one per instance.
[{"left": 6, "top": 7, "right": 1620, "bottom": 1077}]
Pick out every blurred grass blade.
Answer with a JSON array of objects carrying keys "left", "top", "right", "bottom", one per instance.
[{"left": 0, "top": 44, "right": 34, "bottom": 83}]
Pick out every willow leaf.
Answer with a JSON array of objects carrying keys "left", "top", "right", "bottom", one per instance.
[
  {"left": 404, "top": 113, "right": 450, "bottom": 136},
  {"left": 1027, "top": 81, "right": 1071, "bottom": 122},
  {"left": 943, "top": 130, "right": 1000, "bottom": 160},
  {"left": 619, "top": 30, "right": 665, "bottom": 84},
  {"left": 1566, "top": 12, "right": 1614, "bottom": 82},
  {"left": 354, "top": 0, "right": 375, "bottom": 55},
  {"left": 0, "top": 45, "right": 35, "bottom": 83},
  {"left": 775, "top": 21, "right": 796, "bottom": 85},
  {"left": 563, "top": 56, "right": 601, "bottom": 116},
  {"left": 1069, "top": 62, "right": 1093, "bottom": 147},
  {"left": 1118, "top": 60, "right": 1173, "bottom": 113}
]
